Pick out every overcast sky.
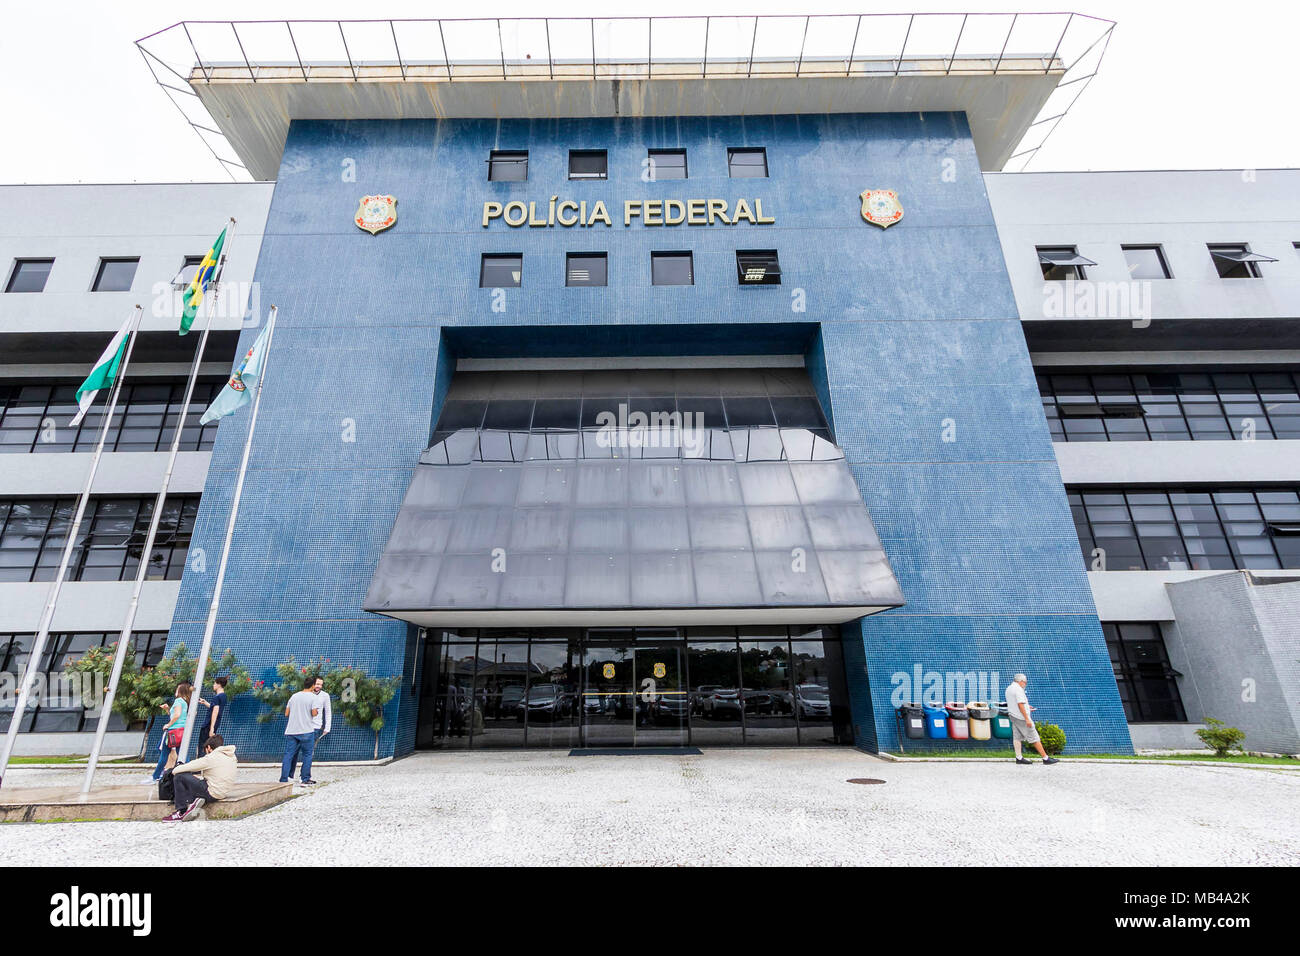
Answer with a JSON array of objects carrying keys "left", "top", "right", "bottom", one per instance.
[{"left": 1, "top": 0, "right": 1296, "bottom": 183}]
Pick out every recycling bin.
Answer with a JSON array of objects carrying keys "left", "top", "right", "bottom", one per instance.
[
  {"left": 967, "top": 701, "right": 992, "bottom": 740},
  {"left": 991, "top": 701, "right": 1013, "bottom": 739},
  {"left": 922, "top": 703, "right": 948, "bottom": 739},
  {"left": 898, "top": 702, "right": 926, "bottom": 740},
  {"left": 945, "top": 702, "right": 970, "bottom": 740}
]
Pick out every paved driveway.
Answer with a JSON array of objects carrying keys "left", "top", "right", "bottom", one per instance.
[{"left": 4, "top": 750, "right": 1298, "bottom": 866}]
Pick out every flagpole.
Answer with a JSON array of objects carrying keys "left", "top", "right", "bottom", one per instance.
[
  {"left": 0, "top": 305, "right": 144, "bottom": 789},
  {"left": 81, "top": 219, "right": 238, "bottom": 795},
  {"left": 176, "top": 305, "right": 278, "bottom": 766}
]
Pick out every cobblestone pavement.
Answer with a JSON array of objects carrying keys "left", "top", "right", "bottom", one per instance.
[{"left": 4, "top": 750, "right": 1298, "bottom": 866}]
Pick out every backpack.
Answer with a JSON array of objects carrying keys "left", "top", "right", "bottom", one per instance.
[{"left": 158, "top": 768, "right": 175, "bottom": 801}]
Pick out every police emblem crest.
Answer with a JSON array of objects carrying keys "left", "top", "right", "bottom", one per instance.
[
  {"left": 653, "top": 662, "right": 666, "bottom": 679},
  {"left": 355, "top": 195, "right": 397, "bottom": 235},
  {"left": 859, "top": 189, "right": 903, "bottom": 228}
]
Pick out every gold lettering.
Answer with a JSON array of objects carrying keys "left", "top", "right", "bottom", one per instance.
[
  {"left": 707, "top": 199, "right": 730, "bottom": 225},
  {"left": 482, "top": 202, "right": 503, "bottom": 227},
  {"left": 732, "top": 198, "right": 756, "bottom": 224},
  {"left": 624, "top": 200, "right": 642, "bottom": 226},
  {"left": 644, "top": 200, "right": 663, "bottom": 226},
  {"left": 503, "top": 201, "right": 528, "bottom": 227},
  {"left": 664, "top": 200, "right": 685, "bottom": 226},
  {"left": 528, "top": 202, "right": 547, "bottom": 227},
  {"left": 556, "top": 200, "right": 580, "bottom": 227},
  {"left": 755, "top": 199, "right": 775, "bottom": 224},
  {"left": 548, "top": 195, "right": 557, "bottom": 225},
  {"left": 686, "top": 199, "right": 707, "bottom": 225},
  {"left": 588, "top": 201, "right": 612, "bottom": 227},
  {"left": 579, "top": 201, "right": 588, "bottom": 226}
]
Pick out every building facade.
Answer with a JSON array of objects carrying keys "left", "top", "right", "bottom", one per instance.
[{"left": 2, "top": 17, "right": 1297, "bottom": 758}]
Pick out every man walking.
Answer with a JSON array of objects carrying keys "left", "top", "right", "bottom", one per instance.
[
  {"left": 1005, "top": 673, "right": 1059, "bottom": 765},
  {"left": 280, "top": 676, "right": 320, "bottom": 786},
  {"left": 288, "top": 675, "right": 331, "bottom": 781}
]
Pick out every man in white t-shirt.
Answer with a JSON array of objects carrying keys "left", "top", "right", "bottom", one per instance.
[{"left": 1005, "top": 673, "right": 1058, "bottom": 765}]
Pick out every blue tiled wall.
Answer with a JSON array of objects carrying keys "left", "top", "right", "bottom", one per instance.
[{"left": 167, "top": 112, "right": 1131, "bottom": 759}]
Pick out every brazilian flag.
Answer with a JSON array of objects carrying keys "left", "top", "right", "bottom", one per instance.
[{"left": 180, "top": 227, "right": 226, "bottom": 335}]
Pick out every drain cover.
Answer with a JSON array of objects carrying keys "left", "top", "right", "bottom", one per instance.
[{"left": 847, "top": 778, "right": 887, "bottom": 785}]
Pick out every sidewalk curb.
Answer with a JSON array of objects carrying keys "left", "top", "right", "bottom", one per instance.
[{"left": 880, "top": 755, "right": 1300, "bottom": 769}]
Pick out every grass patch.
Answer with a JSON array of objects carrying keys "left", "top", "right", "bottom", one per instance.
[
  {"left": 7, "top": 755, "right": 137, "bottom": 765},
  {"left": 888, "top": 750, "right": 1298, "bottom": 766}
]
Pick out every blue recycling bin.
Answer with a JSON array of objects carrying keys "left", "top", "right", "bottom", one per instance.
[{"left": 922, "top": 703, "right": 948, "bottom": 739}]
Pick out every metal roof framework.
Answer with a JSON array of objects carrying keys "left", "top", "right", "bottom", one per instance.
[{"left": 135, "top": 12, "right": 1115, "bottom": 182}]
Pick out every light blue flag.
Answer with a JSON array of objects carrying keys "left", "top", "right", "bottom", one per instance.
[{"left": 199, "top": 322, "right": 272, "bottom": 425}]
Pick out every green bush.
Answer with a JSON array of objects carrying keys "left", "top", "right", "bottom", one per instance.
[
  {"left": 254, "top": 657, "right": 401, "bottom": 759},
  {"left": 1035, "top": 721, "right": 1066, "bottom": 755},
  {"left": 1196, "top": 717, "right": 1246, "bottom": 757}
]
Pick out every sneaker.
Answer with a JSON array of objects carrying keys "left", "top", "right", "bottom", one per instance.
[
  {"left": 162, "top": 810, "right": 185, "bottom": 822},
  {"left": 143, "top": 774, "right": 161, "bottom": 785},
  {"left": 1015, "top": 757, "right": 1033, "bottom": 765},
  {"left": 181, "top": 798, "right": 206, "bottom": 821},
  {"left": 1042, "top": 756, "right": 1060, "bottom": 765},
  {"left": 300, "top": 779, "right": 318, "bottom": 786}
]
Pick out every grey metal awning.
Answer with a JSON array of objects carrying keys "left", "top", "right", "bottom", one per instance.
[
  {"left": 1209, "top": 249, "right": 1277, "bottom": 263},
  {"left": 364, "top": 428, "right": 904, "bottom": 626}
]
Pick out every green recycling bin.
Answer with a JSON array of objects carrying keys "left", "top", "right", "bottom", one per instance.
[{"left": 991, "top": 701, "right": 1013, "bottom": 739}]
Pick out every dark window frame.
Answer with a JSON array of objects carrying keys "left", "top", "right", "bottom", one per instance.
[
  {"left": 727, "top": 147, "right": 768, "bottom": 178},
  {"left": 1104, "top": 622, "right": 1187, "bottom": 723},
  {"left": 1208, "top": 243, "right": 1272, "bottom": 279},
  {"left": 91, "top": 257, "right": 140, "bottom": 293},
  {"left": 1037, "top": 245, "right": 1095, "bottom": 281},
  {"left": 651, "top": 251, "right": 694, "bottom": 287},
  {"left": 480, "top": 253, "right": 523, "bottom": 289},
  {"left": 565, "top": 252, "right": 608, "bottom": 287},
  {"left": 5, "top": 258, "right": 54, "bottom": 294},
  {"left": 1121, "top": 244, "right": 1172, "bottom": 279},
  {"left": 647, "top": 148, "right": 688, "bottom": 180},
  {"left": 735, "top": 250, "right": 781, "bottom": 285},
  {"left": 487, "top": 150, "right": 529, "bottom": 182},
  {"left": 568, "top": 149, "right": 608, "bottom": 181}
]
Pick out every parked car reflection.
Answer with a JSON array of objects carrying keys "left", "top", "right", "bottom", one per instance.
[{"left": 795, "top": 683, "right": 832, "bottom": 720}]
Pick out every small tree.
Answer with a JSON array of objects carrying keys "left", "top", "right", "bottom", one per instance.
[
  {"left": 1034, "top": 721, "right": 1067, "bottom": 755},
  {"left": 252, "top": 657, "right": 334, "bottom": 724},
  {"left": 325, "top": 665, "right": 401, "bottom": 760},
  {"left": 1196, "top": 717, "right": 1246, "bottom": 757},
  {"left": 63, "top": 639, "right": 250, "bottom": 759}
]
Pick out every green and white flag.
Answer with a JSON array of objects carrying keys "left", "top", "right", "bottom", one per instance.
[{"left": 69, "top": 314, "right": 134, "bottom": 427}]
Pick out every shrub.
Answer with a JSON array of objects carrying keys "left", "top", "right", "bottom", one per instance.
[
  {"left": 1196, "top": 717, "right": 1246, "bottom": 757},
  {"left": 1035, "top": 721, "right": 1066, "bottom": 755},
  {"left": 255, "top": 657, "right": 400, "bottom": 759}
]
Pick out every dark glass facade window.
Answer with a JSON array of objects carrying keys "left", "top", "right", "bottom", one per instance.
[
  {"left": 727, "top": 147, "right": 768, "bottom": 178},
  {"left": 1104, "top": 622, "right": 1186, "bottom": 723},
  {"left": 566, "top": 252, "right": 607, "bottom": 287},
  {"left": 480, "top": 254, "right": 522, "bottom": 288},
  {"left": 1069, "top": 488, "right": 1300, "bottom": 571},
  {"left": 1208, "top": 243, "right": 1263, "bottom": 278},
  {"left": 568, "top": 150, "right": 607, "bottom": 180},
  {"left": 92, "top": 257, "right": 139, "bottom": 292},
  {"left": 1122, "top": 245, "right": 1170, "bottom": 279},
  {"left": 0, "top": 379, "right": 224, "bottom": 453},
  {"left": 736, "top": 250, "right": 781, "bottom": 285},
  {"left": 488, "top": 150, "right": 528, "bottom": 181},
  {"left": 0, "top": 495, "right": 199, "bottom": 583},
  {"left": 647, "top": 149, "right": 687, "bottom": 179},
  {"left": 414, "top": 625, "right": 850, "bottom": 749},
  {"left": 6, "top": 259, "right": 53, "bottom": 293},
  {"left": 0, "top": 631, "right": 168, "bottom": 733},
  {"left": 651, "top": 252, "right": 693, "bottom": 286},
  {"left": 1038, "top": 369, "right": 1300, "bottom": 442}
]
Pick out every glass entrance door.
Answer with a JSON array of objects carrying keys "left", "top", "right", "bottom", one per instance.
[{"left": 580, "top": 641, "right": 686, "bottom": 747}]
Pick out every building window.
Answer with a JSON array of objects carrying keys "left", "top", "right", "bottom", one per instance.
[
  {"left": 1037, "top": 246, "right": 1095, "bottom": 280},
  {"left": 1037, "top": 369, "right": 1300, "bottom": 442},
  {"left": 175, "top": 255, "right": 206, "bottom": 287},
  {"left": 92, "top": 257, "right": 139, "bottom": 292},
  {"left": 0, "top": 630, "right": 170, "bottom": 733},
  {"left": 1069, "top": 487, "right": 1300, "bottom": 572},
  {"left": 480, "top": 254, "right": 522, "bottom": 288},
  {"left": 651, "top": 252, "right": 693, "bottom": 286},
  {"left": 727, "top": 147, "right": 768, "bottom": 178},
  {"left": 488, "top": 150, "right": 528, "bottom": 182},
  {"left": 565, "top": 253, "right": 607, "bottom": 287},
  {"left": 1122, "top": 245, "right": 1171, "bottom": 279},
  {"left": 5, "top": 259, "right": 54, "bottom": 294},
  {"left": 647, "top": 149, "right": 687, "bottom": 180},
  {"left": 736, "top": 250, "right": 781, "bottom": 285},
  {"left": 0, "top": 378, "right": 224, "bottom": 454},
  {"left": 1104, "top": 623, "right": 1187, "bottom": 723},
  {"left": 568, "top": 150, "right": 607, "bottom": 180},
  {"left": 0, "top": 495, "right": 200, "bottom": 584},
  {"left": 1208, "top": 243, "right": 1274, "bottom": 278}
]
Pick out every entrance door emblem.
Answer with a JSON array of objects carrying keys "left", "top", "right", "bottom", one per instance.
[
  {"left": 859, "top": 189, "right": 903, "bottom": 228},
  {"left": 653, "top": 662, "right": 666, "bottom": 679},
  {"left": 355, "top": 194, "right": 398, "bottom": 235},
  {"left": 602, "top": 662, "right": 616, "bottom": 679}
]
